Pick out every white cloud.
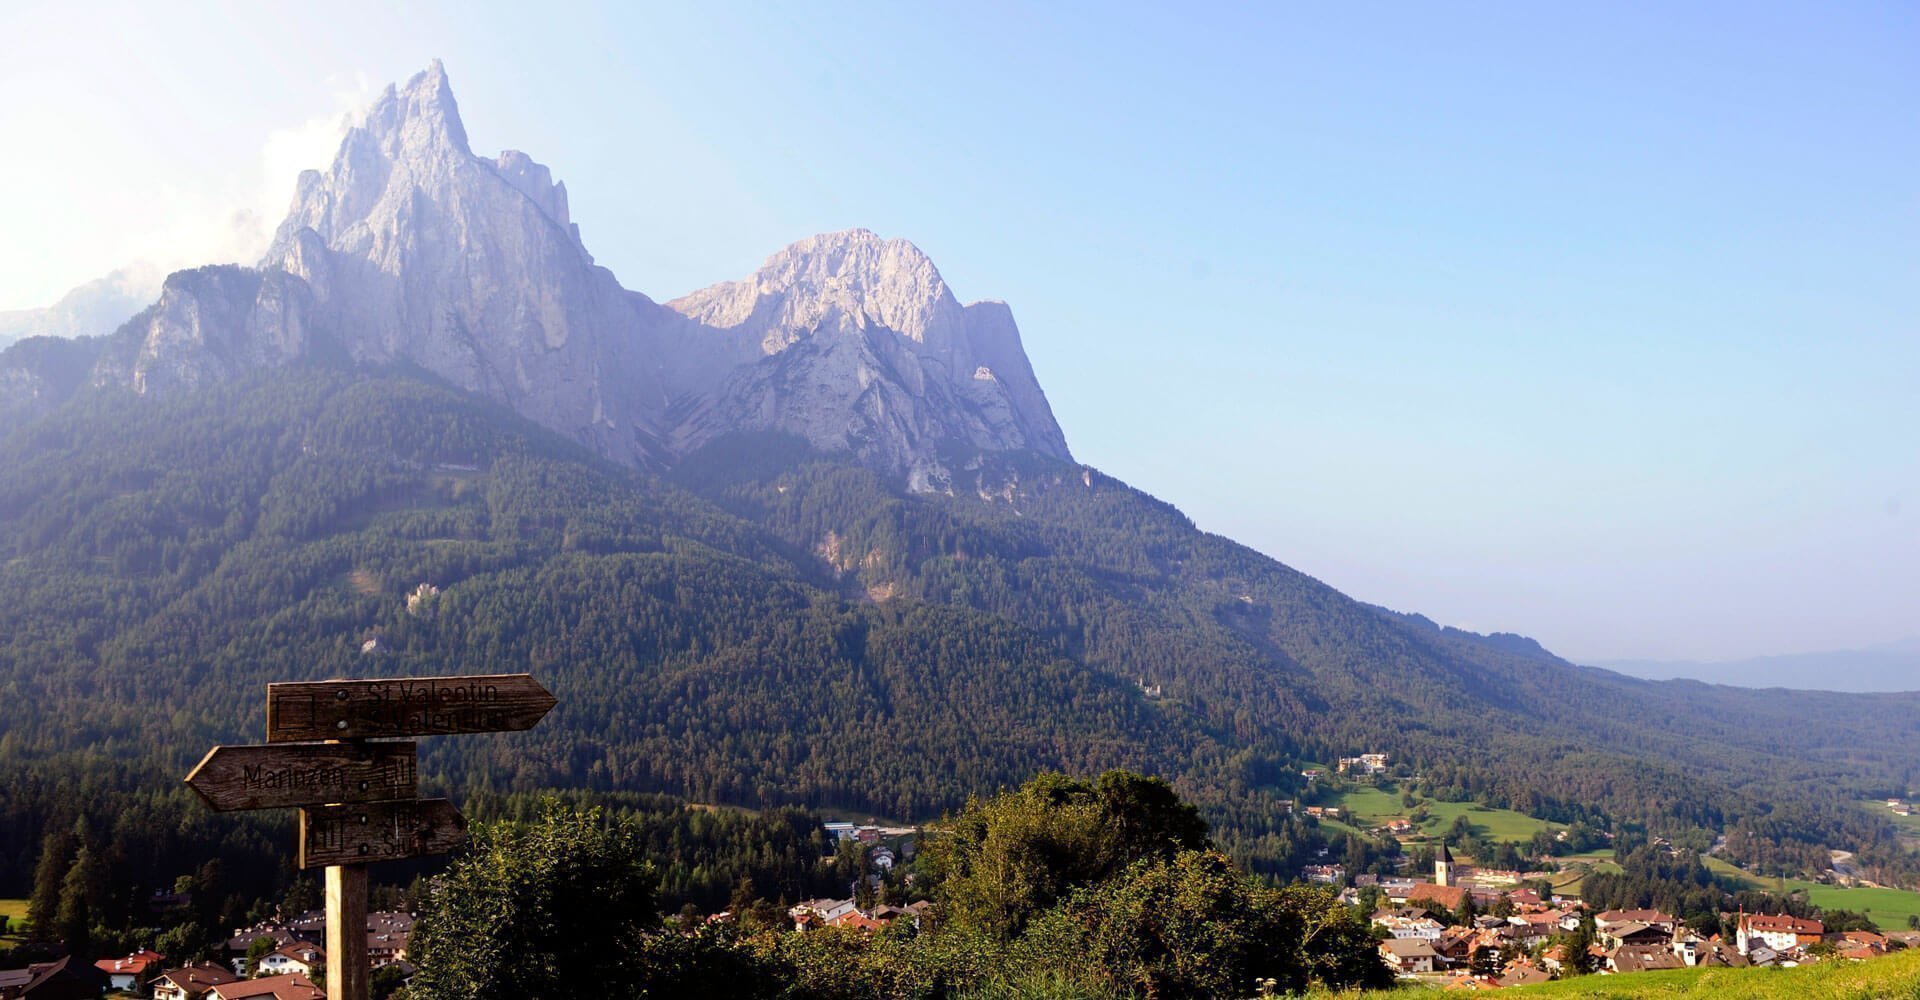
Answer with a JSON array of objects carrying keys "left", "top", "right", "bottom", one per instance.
[
  {"left": 125, "top": 81, "right": 369, "bottom": 287},
  {"left": 2, "top": 76, "right": 370, "bottom": 312}
]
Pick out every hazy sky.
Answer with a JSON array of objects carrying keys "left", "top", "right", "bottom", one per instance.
[{"left": 3, "top": 1, "right": 1915, "bottom": 662}]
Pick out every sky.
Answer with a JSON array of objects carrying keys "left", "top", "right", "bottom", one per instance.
[{"left": 2, "top": 1, "right": 1914, "bottom": 663}]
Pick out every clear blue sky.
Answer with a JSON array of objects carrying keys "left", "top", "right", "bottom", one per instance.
[{"left": 4, "top": 1, "right": 1915, "bottom": 661}]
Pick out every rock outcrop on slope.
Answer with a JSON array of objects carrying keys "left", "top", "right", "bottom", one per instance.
[{"left": 37, "top": 61, "right": 1072, "bottom": 485}]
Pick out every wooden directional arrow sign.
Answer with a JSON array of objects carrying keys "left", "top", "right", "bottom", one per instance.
[
  {"left": 266, "top": 673, "right": 556, "bottom": 743},
  {"left": 185, "top": 741, "right": 418, "bottom": 812},
  {"left": 299, "top": 798, "right": 468, "bottom": 869}
]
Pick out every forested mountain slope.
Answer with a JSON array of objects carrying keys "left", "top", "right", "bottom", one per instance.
[
  {"left": 2, "top": 364, "right": 1916, "bottom": 889},
  {"left": 673, "top": 436, "right": 1920, "bottom": 878}
]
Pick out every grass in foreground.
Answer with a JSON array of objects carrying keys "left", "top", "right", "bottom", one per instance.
[{"left": 1313, "top": 946, "right": 1920, "bottom": 998}]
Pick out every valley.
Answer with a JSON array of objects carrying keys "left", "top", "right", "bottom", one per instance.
[{"left": 0, "top": 52, "right": 1913, "bottom": 999}]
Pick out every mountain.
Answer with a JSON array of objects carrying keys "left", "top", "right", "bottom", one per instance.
[
  {"left": 2, "top": 62, "right": 1918, "bottom": 891},
  {"left": 11, "top": 61, "right": 1066, "bottom": 487},
  {"left": 1601, "top": 641, "right": 1920, "bottom": 693},
  {"left": 0, "top": 266, "right": 156, "bottom": 350},
  {"left": 665, "top": 230, "right": 1070, "bottom": 491}
]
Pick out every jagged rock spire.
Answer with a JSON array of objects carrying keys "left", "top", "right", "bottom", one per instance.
[{"left": 65, "top": 63, "right": 1073, "bottom": 487}]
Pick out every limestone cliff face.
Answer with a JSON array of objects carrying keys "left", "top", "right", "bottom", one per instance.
[
  {"left": 666, "top": 230, "right": 1072, "bottom": 489},
  {"left": 69, "top": 62, "right": 1072, "bottom": 486},
  {"left": 258, "top": 61, "right": 673, "bottom": 467}
]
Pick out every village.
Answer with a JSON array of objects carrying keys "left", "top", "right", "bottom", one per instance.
[
  {"left": 7, "top": 767, "right": 1916, "bottom": 998},
  {"left": 1, "top": 910, "right": 413, "bottom": 1000},
  {"left": 1349, "top": 842, "right": 1912, "bottom": 988},
  {"left": 1309, "top": 754, "right": 1920, "bottom": 989}
]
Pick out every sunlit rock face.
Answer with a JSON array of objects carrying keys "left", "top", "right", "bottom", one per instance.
[{"left": 666, "top": 229, "right": 1071, "bottom": 488}]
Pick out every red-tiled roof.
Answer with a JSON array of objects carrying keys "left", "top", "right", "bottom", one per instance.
[
  {"left": 1407, "top": 883, "right": 1468, "bottom": 910},
  {"left": 208, "top": 974, "right": 324, "bottom": 1000},
  {"left": 1744, "top": 914, "right": 1823, "bottom": 935},
  {"left": 156, "top": 963, "right": 242, "bottom": 993},
  {"left": 95, "top": 950, "right": 166, "bottom": 976}
]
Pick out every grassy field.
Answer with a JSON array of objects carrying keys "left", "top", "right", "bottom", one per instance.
[
  {"left": 1703, "top": 856, "right": 1920, "bottom": 931},
  {"left": 0, "top": 898, "right": 27, "bottom": 939},
  {"left": 1314, "top": 946, "right": 1920, "bottom": 998},
  {"left": 1547, "top": 858, "right": 1623, "bottom": 897},
  {"left": 1859, "top": 799, "right": 1920, "bottom": 844},
  {"left": 1327, "top": 783, "right": 1564, "bottom": 846}
]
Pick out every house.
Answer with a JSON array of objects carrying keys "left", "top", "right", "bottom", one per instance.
[
  {"left": 94, "top": 951, "right": 166, "bottom": 992},
  {"left": 1373, "top": 915, "right": 1445, "bottom": 941},
  {"left": 1498, "top": 964, "right": 1553, "bottom": 987},
  {"left": 1404, "top": 882, "right": 1468, "bottom": 913},
  {"left": 253, "top": 944, "right": 323, "bottom": 979},
  {"left": 1839, "top": 930, "right": 1887, "bottom": 954},
  {"left": 823, "top": 822, "right": 856, "bottom": 841},
  {"left": 789, "top": 898, "right": 857, "bottom": 930},
  {"left": 366, "top": 911, "right": 415, "bottom": 967},
  {"left": 1737, "top": 913, "right": 1824, "bottom": 954},
  {"left": 1505, "top": 912, "right": 1560, "bottom": 944},
  {"left": 1696, "top": 940, "right": 1749, "bottom": 968},
  {"left": 1379, "top": 938, "right": 1438, "bottom": 974},
  {"left": 152, "top": 964, "right": 242, "bottom": 1000},
  {"left": 1595, "top": 909, "right": 1677, "bottom": 935},
  {"left": 0, "top": 957, "right": 107, "bottom": 1000},
  {"left": 1339, "top": 753, "right": 1390, "bottom": 775},
  {"left": 1609, "top": 944, "right": 1685, "bottom": 974},
  {"left": 1432, "top": 928, "right": 1477, "bottom": 966},
  {"left": 1602, "top": 921, "right": 1670, "bottom": 949},
  {"left": 1302, "top": 864, "right": 1344, "bottom": 884},
  {"left": 206, "top": 975, "right": 324, "bottom": 1000},
  {"left": 827, "top": 911, "right": 885, "bottom": 933}
]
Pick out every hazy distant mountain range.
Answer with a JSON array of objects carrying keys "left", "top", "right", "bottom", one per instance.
[
  {"left": 1600, "top": 639, "right": 1920, "bottom": 693},
  {"left": 0, "top": 266, "right": 157, "bottom": 351},
  {"left": 2, "top": 62, "right": 1917, "bottom": 881}
]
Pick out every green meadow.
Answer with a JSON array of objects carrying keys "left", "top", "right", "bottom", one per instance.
[
  {"left": 1702, "top": 856, "right": 1920, "bottom": 931},
  {"left": 1326, "top": 783, "right": 1565, "bottom": 847},
  {"left": 0, "top": 898, "right": 27, "bottom": 939}
]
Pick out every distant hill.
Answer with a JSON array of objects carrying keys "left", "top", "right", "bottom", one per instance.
[
  {"left": 1601, "top": 641, "right": 1920, "bottom": 692},
  {"left": 0, "top": 266, "right": 155, "bottom": 351}
]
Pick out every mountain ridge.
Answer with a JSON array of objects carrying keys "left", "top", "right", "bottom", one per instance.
[
  {"left": 2, "top": 61, "right": 1069, "bottom": 489},
  {"left": 1600, "top": 641, "right": 1920, "bottom": 693}
]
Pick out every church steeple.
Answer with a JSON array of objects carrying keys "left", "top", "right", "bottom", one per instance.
[{"left": 1435, "top": 842, "right": 1455, "bottom": 887}]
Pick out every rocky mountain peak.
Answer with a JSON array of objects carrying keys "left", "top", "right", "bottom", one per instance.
[
  {"left": 670, "top": 228, "right": 961, "bottom": 354},
  {"left": 26, "top": 62, "right": 1072, "bottom": 487},
  {"left": 368, "top": 58, "right": 469, "bottom": 161}
]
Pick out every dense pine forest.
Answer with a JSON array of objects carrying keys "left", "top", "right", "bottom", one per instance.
[{"left": 1, "top": 359, "right": 1918, "bottom": 905}]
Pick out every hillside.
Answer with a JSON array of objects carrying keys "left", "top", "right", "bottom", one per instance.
[{"left": 2, "top": 362, "right": 1918, "bottom": 894}]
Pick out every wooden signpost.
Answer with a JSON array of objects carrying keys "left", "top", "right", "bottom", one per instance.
[{"left": 186, "top": 672, "right": 556, "bottom": 1000}]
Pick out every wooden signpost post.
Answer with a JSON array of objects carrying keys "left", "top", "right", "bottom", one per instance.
[{"left": 187, "top": 673, "right": 556, "bottom": 1000}]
